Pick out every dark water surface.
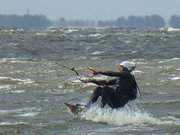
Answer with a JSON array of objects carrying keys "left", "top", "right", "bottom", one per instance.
[{"left": 0, "top": 28, "right": 179, "bottom": 135}]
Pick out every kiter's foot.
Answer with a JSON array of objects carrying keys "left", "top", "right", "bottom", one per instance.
[{"left": 64, "top": 103, "right": 77, "bottom": 113}]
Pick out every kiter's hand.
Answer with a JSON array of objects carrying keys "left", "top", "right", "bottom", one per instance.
[{"left": 88, "top": 67, "right": 100, "bottom": 76}]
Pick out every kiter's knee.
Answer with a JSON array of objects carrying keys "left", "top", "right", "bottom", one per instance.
[{"left": 93, "top": 87, "right": 103, "bottom": 96}]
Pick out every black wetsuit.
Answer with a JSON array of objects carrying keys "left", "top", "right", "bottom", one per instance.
[{"left": 87, "top": 70, "right": 138, "bottom": 108}]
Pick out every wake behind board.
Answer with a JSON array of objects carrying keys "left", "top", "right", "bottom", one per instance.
[{"left": 64, "top": 102, "right": 85, "bottom": 115}]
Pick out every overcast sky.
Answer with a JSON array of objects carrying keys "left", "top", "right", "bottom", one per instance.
[{"left": 1, "top": 0, "right": 180, "bottom": 20}]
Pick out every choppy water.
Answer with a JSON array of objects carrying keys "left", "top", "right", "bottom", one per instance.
[{"left": 0, "top": 27, "right": 179, "bottom": 135}]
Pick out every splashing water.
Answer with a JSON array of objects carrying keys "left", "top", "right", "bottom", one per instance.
[{"left": 80, "top": 103, "right": 172, "bottom": 126}]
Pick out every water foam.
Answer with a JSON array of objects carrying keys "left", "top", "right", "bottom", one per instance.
[
  {"left": 35, "top": 32, "right": 47, "bottom": 36},
  {"left": 88, "top": 33, "right": 102, "bottom": 38},
  {"left": 0, "top": 76, "right": 34, "bottom": 84},
  {"left": 16, "top": 112, "right": 39, "bottom": 117},
  {"left": 158, "top": 57, "right": 180, "bottom": 63},
  {"left": 91, "top": 51, "right": 104, "bottom": 55},
  {"left": 0, "top": 107, "right": 40, "bottom": 117},
  {"left": 80, "top": 104, "right": 164, "bottom": 126},
  {"left": 160, "top": 27, "right": 180, "bottom": 32},
  {"left": 170, "top": 76, "right": 180, "bottom": 81},
  {"left": 0, "top": 122, "right": 29, "bottom": 126}
]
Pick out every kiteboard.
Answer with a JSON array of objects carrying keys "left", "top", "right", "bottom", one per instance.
[{"left": 64, "top": 102, "right": 86, "bottom": 115}]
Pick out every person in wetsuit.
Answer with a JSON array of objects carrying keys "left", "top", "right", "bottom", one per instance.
[{"left": 84, "top": 61, "right": 138, "bottom": 109}]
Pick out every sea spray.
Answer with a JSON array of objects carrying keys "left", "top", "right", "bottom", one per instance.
[{"left": 80, "top": 103, "right": 160, "bottom": 125}]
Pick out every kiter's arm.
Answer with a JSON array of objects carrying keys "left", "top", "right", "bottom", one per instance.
[
  {"left": 87, "top": 67, "right": 128, "bottom": 77},
  {"left": 98, "top": 71, "right": 127, "bottom": 77},
  {"left": 82, "top": 79, "right": 116, "bottom": 86}
]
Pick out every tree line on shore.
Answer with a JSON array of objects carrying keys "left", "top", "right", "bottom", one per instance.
[
  {"left": 1, "top": 14, "right": 180, "bottom": 28},
  {"left": 0, "top": 14, "right": 51, "bottom": 29}
]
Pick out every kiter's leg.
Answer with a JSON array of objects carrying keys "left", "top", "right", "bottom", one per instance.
[
  {"left": 86, "top": 87, "right": 103, "bottom": 107},
  {"left": 101, "top": 86, "right": 115, "bottom": 108}
]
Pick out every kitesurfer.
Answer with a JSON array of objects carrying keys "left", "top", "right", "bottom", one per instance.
[{"left": 84, "top": 61, "right": 139, "bottom": 109}]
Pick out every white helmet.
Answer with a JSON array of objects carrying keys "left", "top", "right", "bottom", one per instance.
[{"left": 119, "top": 61, "right": 136, "bottom": 72}]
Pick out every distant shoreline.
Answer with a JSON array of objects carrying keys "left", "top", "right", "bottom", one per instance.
[{"left": 0, "top": 14, "right": 180, "bottom": 28}]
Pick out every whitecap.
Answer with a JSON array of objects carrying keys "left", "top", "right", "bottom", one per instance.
[
  {"left": 125, "top": 40, "right": 132, "bottom": 44},
  {"left": 65, "top": 28, "right": 79, "bottom": 33},
  {"left": 0, "top": 107, "right": 40, "bottom": 116},
  {"left": 0, "top": 122, "right": 28, "bottom": 126},
  {"left": 0, "top": 89, "right": 26, "bottom": 94},
  {"left": 48, "top": 28, "right": 58, "bottom": 33},
  {"left": 10, "top": 90, "right": 26, "bottom": 94},
  {"left": 16, "top": 28, "right": 24, "bottom": 32},
  {"left": 9, "top": 29, "right": 15, "bottom": 33},
  {"left": 88, "top": 33, "right": 102, "bottom": 37},
  {"left": 170, "top": 77, "right": 180, "bottom": 81},
  {"left": 0, "top": 85, "right": 11, "bottom": 90},
  {"left": 157, "top": 91, "right": 168, "bottom": 95},
  {"left": 133, "top": 70, "right": 144, "bottom": 74},
  {"left": 0, "top": 29, "right": 9, "bottom": 33},
  {"left": 91, "top": 51, "right": 104, "bottom": 55},
  {"left": 158, "top": 57, "right": 180, "bottom": 63},
  {"left": 132, "top": 59, "right": 148, "bottom": 65},
  {"left": 35, "top": 32, "right": 47, "bottom": 36},
  {"left": 166, "top": 27, "right": 180, "bottom": 32},
  {"left": 160, "top": 27, "right": 180, "bottom": 32},
  {"left": 131, "top": 50, "right": 137, "bottom": 54},
  {"left": 16, "top": 112, "right": 39, "bottom": 117},
  {"left": 0, "top": 76, "right": 34, "bottom": 84},
  {"left": 140, "top": 99, "right": 180, "bottom": 105},
  {"left": 0, "top": 58, "right": 34, "bottom": 64},
  {"left": 90, "top": 57, "right": 99, "bottom": 60}
]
